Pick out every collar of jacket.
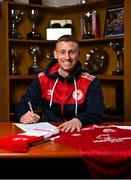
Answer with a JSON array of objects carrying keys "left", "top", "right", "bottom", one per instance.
[{"left": 44, "top": 58, "right": 83, "bottom": 82}]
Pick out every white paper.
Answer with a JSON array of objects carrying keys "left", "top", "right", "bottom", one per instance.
[
  {"left": 15, "top": 122, "right": 59, "bottom": 138},
  {"left": 15, "top": 122, "right": 58, "bottom": 132},
  {"left": 116, "top": 126, "right": 131, "bottom": 130},
  {"left": 19, "top": 130, "right": 55, "bottom": 138}
]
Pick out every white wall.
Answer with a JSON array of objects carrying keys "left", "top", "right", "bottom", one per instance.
[{"left": 42, "top": 0, "right": 81, "bottom": 7}]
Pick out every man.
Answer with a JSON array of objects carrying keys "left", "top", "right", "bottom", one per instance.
[{"left": 15, "top": 35, "right": 105, "bottom": 132}]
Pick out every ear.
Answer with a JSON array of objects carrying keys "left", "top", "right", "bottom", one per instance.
[{"left": 54, "top": 50, "right": 57, "bottom": 59}]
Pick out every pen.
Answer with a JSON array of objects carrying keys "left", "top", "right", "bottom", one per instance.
[
  {"left": 29, "top": 137, "right": 51, "bottom": 147},
  {"left": 28, "top": 101, "right": 34, "bottom": 113}
]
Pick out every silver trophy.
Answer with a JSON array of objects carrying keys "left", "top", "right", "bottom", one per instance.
[
  {"left": 27, "top": 9, "right": 42, "bottom": 40},
  {"left": 10, "top": 48, "right": 21, "bottom": 75},
  {"left": 10, "top": 9, "right": 24, "bottom": 39},
  {"left": 28, "top": 45, "right": 42, "bottom": 74},
  {"left": 110, "top": 42, "right": 124, "bottom": 75}
]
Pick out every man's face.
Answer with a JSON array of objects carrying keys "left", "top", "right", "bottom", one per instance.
[{"left": 55, "top": 41, "right": 79, "bottom": 73}]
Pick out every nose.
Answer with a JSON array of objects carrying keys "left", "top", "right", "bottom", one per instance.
[{"left": 65, "top": 52, "right": 70, "bottom": 59}]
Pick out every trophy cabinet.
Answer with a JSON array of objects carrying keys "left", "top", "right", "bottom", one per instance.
[{"left": 0, "top": 0, "right": 131, "bottom": 122}]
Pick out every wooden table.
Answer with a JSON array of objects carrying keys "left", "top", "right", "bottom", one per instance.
[
  {"left": 0, "top": 122, "right": 80, "bottom": 158},
  {"left": 0, "top": 122, "right": 86, "bottom": 178},
  {"left": 0, "top": 121, "right": 131, "bottom": 178}
]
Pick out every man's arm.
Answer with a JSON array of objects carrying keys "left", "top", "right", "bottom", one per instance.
[
  {"left": 77, "top": 79, "right": 105, "bottom": 127},
  {"left": 14, "top": 77, "right": 41, "bottom": 122}
]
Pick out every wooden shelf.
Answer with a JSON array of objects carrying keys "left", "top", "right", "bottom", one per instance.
[
  {"left": 9, "top": 74, "right": 35, "bottom": 80},
  {"left": 79, "top": 36, "right": 124, "bottom": 43},
  {"left": 9, "top": 39, "right": 56, "bottom": 44},
  {"left": 97, "top": 75, "right": 124, "bottom": 81}
]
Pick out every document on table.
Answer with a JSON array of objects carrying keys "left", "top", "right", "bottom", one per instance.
[
  {"left": 15, "top": 122, "right": 59, "bottom": 138},
  {"left": 116, "top": 126, "right": 131, "bottom": 130}
]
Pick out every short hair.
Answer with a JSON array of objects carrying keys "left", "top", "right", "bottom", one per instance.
[{"left": 55, "top": 35, "right": 79, "bottom": 48}]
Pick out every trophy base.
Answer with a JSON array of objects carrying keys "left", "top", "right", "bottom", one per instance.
[
  {"left": 10, "top": 72, "right": 20, "bottom": 75},
  {"left": 27, "top": 32, "right": 42, "bottom": 40},
  {"left": 11, "top": 32, "right": 23, "bottom": 39},
  {"left": 82, "top": 33, "right": 95, "bottom": 39},
  {"left": 10, "top": 68, "right": 20, "bottom": 75},
  {"left": 28, "top": 67, "right": 41, "bottom": 74},
  {"left": 112, "top": 70, "right": 123, "bottom": 75}
]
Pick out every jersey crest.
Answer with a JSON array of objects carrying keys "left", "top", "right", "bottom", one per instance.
[{"left": 73, "top": 90, "right": 83, "bottom": 101}]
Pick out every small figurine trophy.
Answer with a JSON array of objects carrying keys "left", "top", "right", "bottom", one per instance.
[
  {"left": 10, "top": 9, "right": 24, "bottom": 39},
  {"left": 81, "top": 10, "right": 96, "bottom": 39},
  {"left": 10, "top": 48, "right": 20, "bottom": 75},
  {"left": 28, "top": 45, "right": 42, "bottom": 74},
  {"left": 110, "top": 42, "right": 124, "bottom": 75},
  {"left": 27, "top": 9, "right": 42, "bottom": 40}
]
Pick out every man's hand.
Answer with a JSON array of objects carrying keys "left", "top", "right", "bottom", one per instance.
[
  {"left": 20, "top": 111, "right": 40, "bottom": 124},
  {"left": 58, "top": 118, "right": 82, "bottom": 132}
]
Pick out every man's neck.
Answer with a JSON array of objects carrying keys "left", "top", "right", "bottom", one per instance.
[{"left": 58, "top": 68, "right": 70, "bottom": 78}]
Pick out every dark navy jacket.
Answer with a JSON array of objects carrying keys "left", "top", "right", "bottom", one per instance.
[{"left": 14, "top": 59, "right": 105, "bottom": 126}]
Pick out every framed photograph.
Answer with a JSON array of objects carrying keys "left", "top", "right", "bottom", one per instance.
[{"left": 104, "top": 7, "right": 124, "bottom": 37}]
